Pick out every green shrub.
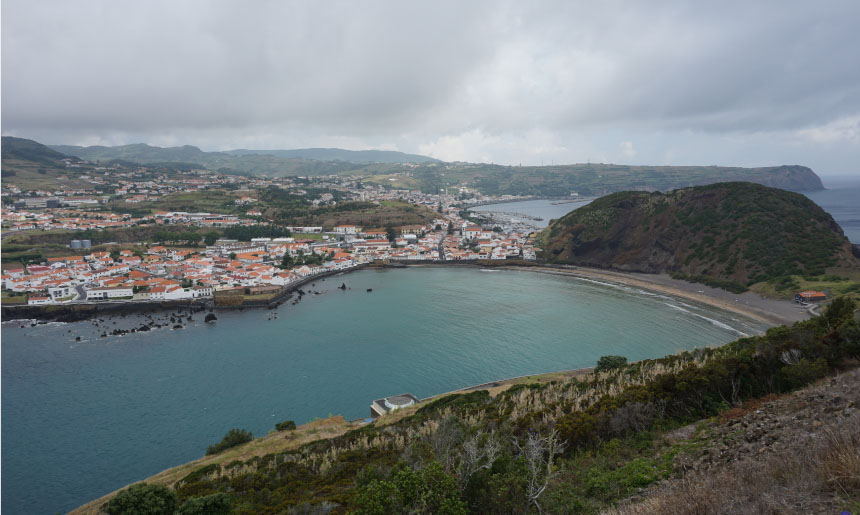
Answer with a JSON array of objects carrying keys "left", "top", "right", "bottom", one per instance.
[
  {"left": 275, "top": 420, "right": 297, "bottom": 431},
  {"left": 176, "top": 493, "right": 231, "bottom": 515},
  {"left": 416, "top": 390, "right": 490, "bottom": 416},
  {"left": 106, "top": 483, "right": 177, "bottom": 515},
  {"left": 780, "top": 358, "right": 828, "bottom": 389},
  {"left": 206, "top": 428, "right": 253, "bottom": 455},
  {"left": 595, "top": 355, "right": 627, "bottom": 373},
  {"left": 354, "top": 461, "right": 467, "bottom": 515}
]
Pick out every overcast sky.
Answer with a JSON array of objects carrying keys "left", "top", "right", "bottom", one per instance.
[{"left": 2, "top": 1, "right": 859, "bottom": 175}]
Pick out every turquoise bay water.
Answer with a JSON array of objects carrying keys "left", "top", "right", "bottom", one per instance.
[
  {"left": 2, "top": 267, "right": 765, "bottom": 514},
  {"left": 471, "top": 199, "right": 592, "bottom": 228}
]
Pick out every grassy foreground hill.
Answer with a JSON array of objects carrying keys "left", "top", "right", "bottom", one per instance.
[
  {"left": 75, "top": 299, "right": 860, "bottom": 514},
  {"left": 540, "top": 182, "right": 860, "bottom": 294}
]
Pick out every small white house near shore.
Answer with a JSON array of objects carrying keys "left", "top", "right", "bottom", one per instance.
[{"left": 86, "top": 286, "right": 133, "bottom": 301}]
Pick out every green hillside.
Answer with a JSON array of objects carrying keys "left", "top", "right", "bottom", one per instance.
[
  {"left": 2, "top": 136, "right": 70, "bottom": 163},
  {"left": 1, "top": 136, "right": 81, "bottom": 190},
  {"left": 49, "top": 143, "right": 420, "bottom": 176},
  {"left": 46, "top": 140, "right": 825, "bottom": 194},
  {"left": 540, "top": 182, "right": 859, "bottom": 292}
]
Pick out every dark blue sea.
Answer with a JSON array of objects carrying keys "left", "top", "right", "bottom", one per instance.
[{"left": 806, "top": 176, "right": 860, "bottom": 244}]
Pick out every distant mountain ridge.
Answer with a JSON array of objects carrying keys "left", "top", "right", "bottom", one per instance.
[
  {"left": 540, "top": 182, "right": 858, "bottom": 287},
  {"left": 49, "top": 143, "right": 438, "bottom": 166},
  {"left": 226, "top": 148, "right": 440, "bottom": 163},
  {"left": 0, "top": 137, "right": 827, "bottom": 194},
  {"left": 2, "top": 136, "right": 73, "bottom": 164}
]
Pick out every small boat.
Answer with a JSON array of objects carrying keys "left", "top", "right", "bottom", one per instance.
[{"left": 480, "top": 269, "right": 500, "bottom": 272}]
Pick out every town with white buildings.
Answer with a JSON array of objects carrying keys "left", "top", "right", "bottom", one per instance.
[{"left": 2, "top": 167, "right": 539, "bottom": 306}]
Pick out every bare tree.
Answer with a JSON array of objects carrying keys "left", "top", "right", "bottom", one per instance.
[
  {"left": 513, "top": 429, "right": 567, "bottom": 514},
  {"left": 456, "top": 431, "right": 500, "bottom": 490},
  {"left": 430, "top": 416, "right": 464, "bottom": 473}
]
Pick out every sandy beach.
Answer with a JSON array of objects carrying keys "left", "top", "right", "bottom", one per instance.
[{"left": 514, "top": 265, "right": 811, "bottom": 327}]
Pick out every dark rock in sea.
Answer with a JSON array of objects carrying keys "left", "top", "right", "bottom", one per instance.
[
  {"left": 339, "top": 283, "right": 347, "bottom": 290},
  {"left": 139, "top": 325, "right": 151, "bottom": 332},
  {"left": 75, "top": 336, "right": 81, "bottom": 341},
  {"left": 173, "top": 324, "right": 183, "bottom": 329},
  {"left": 367, "top": 288, "right": 373, "bottom": 292},
  {"left": 204, "top": 313, "right": 218, "bottom": 323}
]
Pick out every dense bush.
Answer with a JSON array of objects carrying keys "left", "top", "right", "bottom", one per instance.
[
  {"left": 206, "top": 428, "right": 253, "bottom": 455},
  {"left": 354, "top": 461, "right": 467, "bottom": 515},
  {"left": 175, "top": 493, "right": 231, "bottom": 515},
  {"left": 275, "top": 420, "right": 297, "bottom": 431},
  {"left": 106, "top": 483, "right": 177, "bottom": 515},
  {"left": 595, "top": 355, "right": 628, "bottom": 373}
]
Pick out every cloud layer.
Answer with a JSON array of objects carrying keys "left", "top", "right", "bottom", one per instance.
[{"left": 3, "top": 1, "right": 859, "bottom": 173}]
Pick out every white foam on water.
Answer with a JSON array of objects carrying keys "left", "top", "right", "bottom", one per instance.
[{"left": 663, "top": 302, "right": 748, "bottom": 337}]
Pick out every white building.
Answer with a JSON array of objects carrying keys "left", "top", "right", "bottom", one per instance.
[
  {"left": 334, "top": 224, "right": 362, "bottom": 235},
  {"left": 86, "top": 286, "right": 134, "bottom": 300},
  {"left": 191, "top": 286, "right": 214, "bottom": 298},
  {"left": 48, "top": 286, "right": 74, "bottom": 301}
]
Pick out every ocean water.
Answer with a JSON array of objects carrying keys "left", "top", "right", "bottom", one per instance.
[
  {"left": 806, "top": 178, "right": 860, "bottom": 244},
  {"left": 0, "top": 267, "right": 764, "bottom": 514},
  {"left": 471, "top": 199, "right": 592, "bottom": 228}
]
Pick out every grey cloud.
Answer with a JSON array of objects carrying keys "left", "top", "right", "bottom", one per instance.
[
  {"left": 2, "top": 1, "right": 499, "bottom": 133},
  {"left": 2, "top": 0, "right": 859, "bottom": 172}
]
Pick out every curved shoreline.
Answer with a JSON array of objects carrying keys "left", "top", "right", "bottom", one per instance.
[
  {"left": 399, "top": 261, "right": 809, "bottom": 327},
  {"left": 3, "top": 261, "right": 805, "bottom": 328},
  {"left": 512, "top": 265, "right": 809, "bottom": 327}
]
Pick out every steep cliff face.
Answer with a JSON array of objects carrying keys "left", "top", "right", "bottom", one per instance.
[
  {"left": 743, "top": 165, "right": 823, "bottom": 191},
  {"left": 540, "top": 182, "right": 856, "bottom": 284}
]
